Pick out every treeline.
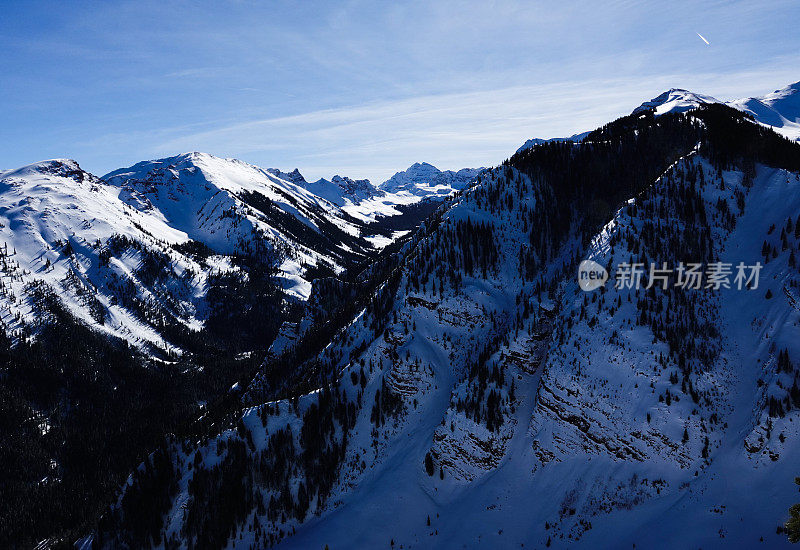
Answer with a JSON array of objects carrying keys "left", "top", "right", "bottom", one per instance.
[
  {"left": 1, "top": 231, "right": 288, "bottom": 547},
  {"left": 0, "top": 293, "right": 195, "bottom": 549}
]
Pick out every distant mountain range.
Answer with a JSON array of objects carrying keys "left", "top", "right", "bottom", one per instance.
[
  {"left": 0, "top": 152, "right": 481, "bottom": 353},
  {"left": 380, "top": 162, "right": 484, "bottom": 196},
  {"left": 265, "top": 169, "right": 381, "bottom": 207}
]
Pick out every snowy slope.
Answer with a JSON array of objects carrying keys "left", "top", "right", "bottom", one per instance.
[
  {"left": 633, "top": 81, "right": 800, "bottom": 141},
  {"left": 0, "top": 159, "right": 206, "bottom": 351},
  {"left": 525, "top": 157, "right": 800, "bottom": 548},
  {"left": 96, "top": 103, "right": 800, "bottom": 549},
  {"left": 103, "top": 152, "right": 384, "bottom": 297},
  {"left": 729, "top": 81, "right": 800, "bottom": 141},
  {"left": 632, "top": 88, "right": 720, "bottom": 115},
  {"left": 380, "top": 162, "right": 483, "bottom": 197}
]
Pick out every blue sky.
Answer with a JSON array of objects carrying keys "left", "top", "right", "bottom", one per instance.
[{"left": 2, "top": 0, "right": 799, "bottom": 183}]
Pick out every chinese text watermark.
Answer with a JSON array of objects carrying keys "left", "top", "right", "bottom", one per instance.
[{"left": 578, "top": 261, "right": 762, "bottom": 292}]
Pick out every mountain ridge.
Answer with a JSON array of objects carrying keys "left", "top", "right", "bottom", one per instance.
[
  {"left": 93, "top": 102, "right": 800, "bottom": 549},
  {"left": 517, "top": 80, "right": 800, "bottom": 155},
  {"left": 379, "top": 161, "right": 484, "bottom": 196},
  {"left": 634, "top": 82, "right": 800, "bottom": 141},
  {"left": 5, "top": 83, "right": 800, "bottom": 550}
]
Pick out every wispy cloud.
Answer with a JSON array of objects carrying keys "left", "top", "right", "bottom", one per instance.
[
  {"left": 150, "top": 68, "right": 800, "bottom": 183},
  {"left": 164, "top": 67, "right": 224, "bottom": 79},
  {"left": 3, "top": 0, "right": 799, "bottom": 181}
]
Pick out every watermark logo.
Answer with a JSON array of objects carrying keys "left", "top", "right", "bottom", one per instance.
[
  {"left": 578, "top": 260, "right": 609, "bottom": 291},
  {"left": 578, "top": 260, "right": 762, "bottom": 292}
]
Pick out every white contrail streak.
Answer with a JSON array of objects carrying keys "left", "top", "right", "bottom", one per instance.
[{"left": 696, "top": 32, "right": 710, "bottom": 45}]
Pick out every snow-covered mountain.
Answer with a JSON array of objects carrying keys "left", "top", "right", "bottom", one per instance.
[
  {"left": 317, "top": 162, "right": 485, "bottom": 229},
  {"left": 0, "top": 152, "right": 403, "bottom": 358},
  {"left": 380, "top": 162, "right": 483, "bottom": 197},
  {"left": 632, "top": 88, "right": 720, "bottom": 115},
  {"left": 514, "top": 89, "right": 718, "bottom": 154},
  {"left": 265, "top": 162, "right": 485, "bottom": 231},
  {"left": 304, "top": 175, "right": 383, "bottom": 207},
  {"left": 0, "top": 158, "right": 208, "bottom": 351},
  {"left": 729, "top": 81, "right": 800, "bottom": 141},
  {"left": 266, "top": 168, "right": 384, "bottom": 207},
  {"left": 266, "top": 162, "right": 484, "bottom": 216},
  {"left": 103, "top": 152, "right": 385, "bottom": 299},
  {"left": 518, "top": 81, "right": 800, "bottom": 158},
  {"left": 633, "top": 82, "right": 800, "bottom": 141},
  {"left": 95, "top": 100, "right": 800, "bottom": 549}
]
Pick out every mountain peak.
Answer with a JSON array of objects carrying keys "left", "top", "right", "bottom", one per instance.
[
  {"left": 380, "top": 162, "right": 482, "bottom": 196},
  {"left": 405, "top": 161, "right": 440, "bottom": 174},
  {"left": 3, "top": 158, "right": 88, "bottom": 181},
  {"left": 632, "top": 88, "right": 719, "bottom": 116},
  {"left": 266, "top": 167, "right": 307, "bottom": 186},
  {"left": 628, "top": 80, "right": 800, "bottom": 141},
  {"left": 171, "top": 151, "right": 216, "bottom": 165},
  {"left": 301, "top": 174, "right": 380, "bottom": 206}
]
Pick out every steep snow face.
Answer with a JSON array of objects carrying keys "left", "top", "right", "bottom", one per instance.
[
  {"left": 380, "top": 162, "right": 483, "bottom": 197},
  {"left": 526, "top": 158, "right": 800, "bottom": 548},
  {"left": 729, "top": 81, "right": 800, "bottom": 141},
  {"left": 632, "top": 88, "right": 720, "bottom": 116},
  {"left": 0, "top": 153, "right": 387, "bottom": 354},
  {"left": 104, "top": 152, "right": 378, "bottom": 296},
  {"left": 0, "top": 159, "right": 206, "bottom": 350}
]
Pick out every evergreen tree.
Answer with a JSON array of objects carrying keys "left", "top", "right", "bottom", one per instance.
[{"left": 786, "top": 478, "right": 800, "bottom": 544}]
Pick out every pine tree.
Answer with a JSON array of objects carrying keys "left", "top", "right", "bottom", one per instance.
[
  {"left": 786, "top": 478, "right": 800, "bottom": 543},
  {"left": 424, "top": 452, "right": 434, "bottom": 476}
]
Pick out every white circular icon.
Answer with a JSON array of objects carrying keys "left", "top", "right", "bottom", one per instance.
[{"left": 578, "top": 259, "right": 608, "bottom": 291}]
